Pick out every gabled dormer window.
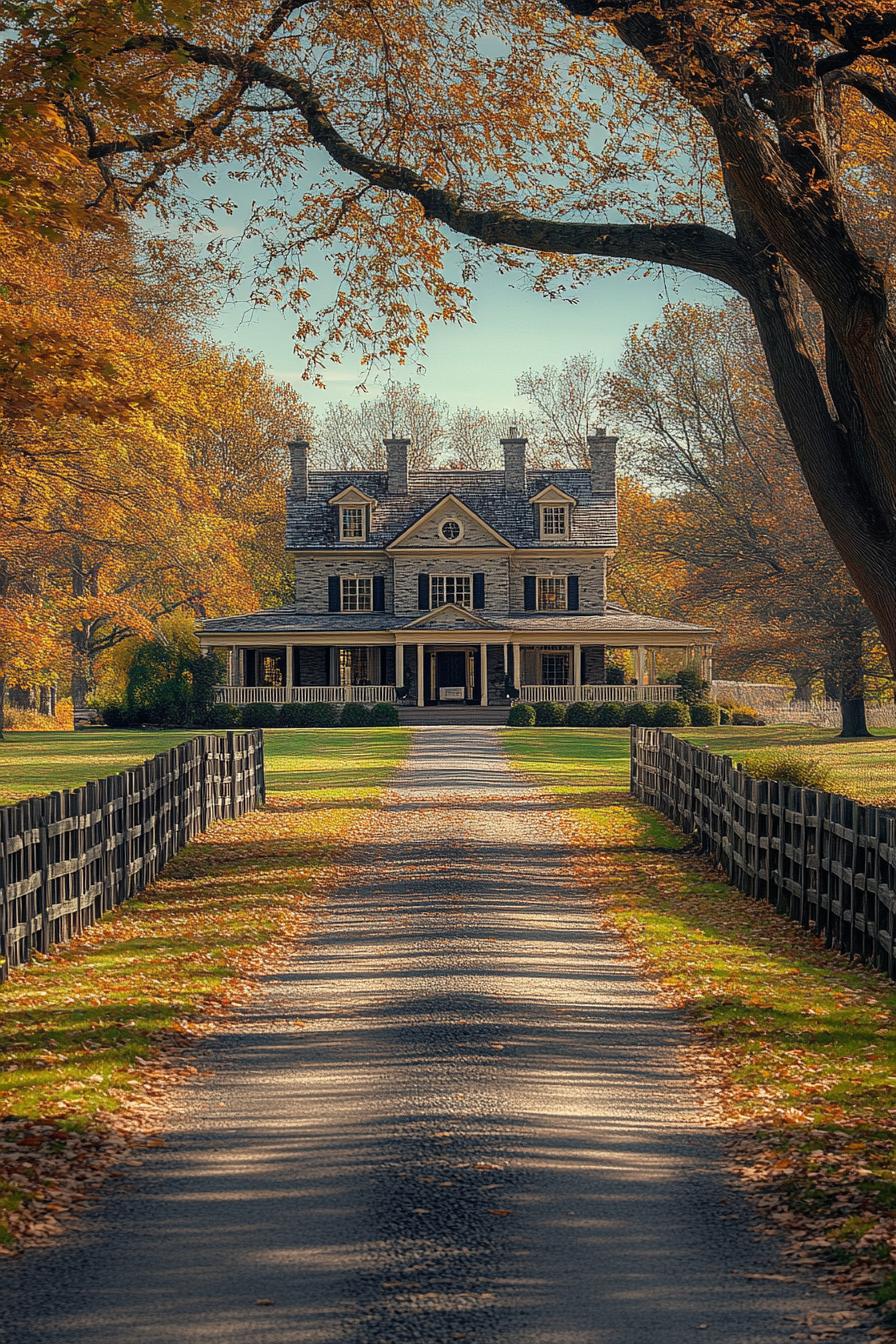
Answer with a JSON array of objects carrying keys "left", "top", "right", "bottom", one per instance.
[
  {"left": 340, "top": 506, "right": 366, "bottom": 541},
  {"left": 329, "top": 485, "right": 375, "bottom": 542},
  {"left": 529, "top": 484, "right": 576, "bottom": 540}
]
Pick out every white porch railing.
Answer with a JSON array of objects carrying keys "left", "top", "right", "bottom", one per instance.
[
  {"left": 214, "top": 684, "right": 396, "bottom": 705},
  {"left": 519, "top": 683, "right": 681, "bottom": 704}
]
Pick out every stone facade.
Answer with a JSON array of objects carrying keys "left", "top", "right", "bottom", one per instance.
[
  {"left": 294, "top": 555, "right": 393, "bottom": 612},
  {"left": 507, "top": 555, "right": 606, "bottom": 614},
  {"left": 393, "top": 554, "right": 510, "bottom": 616}
]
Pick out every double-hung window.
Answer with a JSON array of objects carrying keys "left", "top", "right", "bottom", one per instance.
[
  {"left": 541, "top": 650, "right": 570, "bottom": 685},
  {"left": 540, "top": 504, "right": 568, "bottom": 538},
  {"left": 340, "top": 506, "right": 366, "bottom": 541},
  {"left": 537, "top": 576, "right": 568, "bottom": 611},
  {"left": 340, "top": 576, "right": 373, "bottom": 612},
  {"left": 430, "top": 575, "right": 472, "bottom": 609}
]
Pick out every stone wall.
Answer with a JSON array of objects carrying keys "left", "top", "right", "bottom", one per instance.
[
  {"left": 392, "top": 555, "right": 510, "bottom": 615},
  {"left": 294, "top": 555, "right": 393, "bottom": 610}
]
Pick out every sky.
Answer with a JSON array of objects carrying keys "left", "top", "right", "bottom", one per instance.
[{"left": 191, "top": 207, "right": 723, "bottom": 422}]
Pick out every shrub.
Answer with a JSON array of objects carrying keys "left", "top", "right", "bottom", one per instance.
[
  {"left": 118, "top": 633, "right": 225, "bottom": 726},
  {"left": 204, "top": 703, "right": 242, "bottom": 729},
  {"left": 742, "top": 749, "right": 833, "bottom": 790},
  {"left": 566, "top": 701, "right": 600, "bottom": 727},
  {"left": 100, "top": 702, "right": 130, "bottom": 728},
  {"left": 302, "top": 701, "right": 340, "bottom": 728},
  {"left": 604, "top": 659, "right": 626, "bottom": 685},
  {"left": 673, "top": 663, "right": 710, "bottom": 706},
  {"left": 279, "top": 702, "right": 308, "bottom": 727},
  {"left": 595, "top": 701, "right": 626, "bottom": 727},
  {"left": 507, "top": 702, "right": 536, "bottom": 727},
  {"left": 241, "top": 701, "right": 280, "bottom": 728},
  {"left": 534, "top": 700, "right": 566, "bottom": 727},
  {"left": 653, "top": 699, "right": 692, "bottom": 727},
  {"left": 719, "top": 705, "right": 732, "bottom": 724},
  {"left": 369, "top": 701, "right": 400, "bottom": 726},
  {"left": 340, "top": 701, "right": 371, "bottom": 727},
  {"left": 730, "top": 704, "right": 766, "bottom": 725},
  {"left": 623, "top": 702, "right": 656, "bottom": 727},
  {"left": 690, "top": 701, "right": 721, "bottom": 727}
]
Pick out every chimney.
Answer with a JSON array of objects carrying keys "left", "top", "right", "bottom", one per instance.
[
  {"left": 384, "top": 436, "right": 410, "bottom": 494},
  {"left": 501, "top": 426, "right": 527, "bottom": 493},
  {"left": 587, "top": 427, "right": 618, "bottom": 495},
  {"left": 288, "top": 436, "right": 309, "bottom": 499}
]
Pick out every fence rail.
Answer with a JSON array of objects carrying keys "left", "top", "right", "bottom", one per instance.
[
  {"left": 520, "top": 683, "right": 681, "bottom": 704},
  {"left": 0, "top": 731, "right": 265, "bottom": 981},
  {"left": 629, "top": 727, "right": 896, "bottom": 981}
]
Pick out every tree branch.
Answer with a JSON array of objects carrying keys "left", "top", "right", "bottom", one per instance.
[{"left": 104, "top": 33, "right": 755, "bottom": 295}]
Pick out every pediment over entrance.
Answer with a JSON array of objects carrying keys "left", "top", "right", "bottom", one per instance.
[
  {"left": 387, "top": 494, "right": 514, "bottom": 551},
  {"left": 405, "top": 603, "right": 497, "bottom": 631}
]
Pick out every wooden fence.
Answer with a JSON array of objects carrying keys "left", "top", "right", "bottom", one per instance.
[
  {"left": 0, "top": 731, "right": 265, "bottom": 981},
  {"left": 630, "top": 727, "right": 896, "bottom": 980}
]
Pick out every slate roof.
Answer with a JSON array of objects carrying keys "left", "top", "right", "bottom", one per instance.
[
  {"left": 286, "top": 469, "right": 617, "bottom": 550},
  {"left": 199, "top": 602, "right": 713, "bottom": 638}
]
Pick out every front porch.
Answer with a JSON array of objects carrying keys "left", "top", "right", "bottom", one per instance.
[{"left": 207, "top": 637, "right": 712, "bottom": 709}]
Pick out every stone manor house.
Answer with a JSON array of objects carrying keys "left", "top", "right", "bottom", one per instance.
[{"left": 199, "top": 430, "right": 715, "bottom": 709}]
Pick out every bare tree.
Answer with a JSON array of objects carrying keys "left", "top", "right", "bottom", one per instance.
[{"left": 516, "top": 355, "right": 606, "bottom": 465}]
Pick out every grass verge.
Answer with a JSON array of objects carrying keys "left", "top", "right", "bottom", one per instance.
[
  {"left": 503, "top": 728, "right": 896, "bottom": 1326},
  {"left": 0, "top": 728, "right": 410, "bottom": 1250}
]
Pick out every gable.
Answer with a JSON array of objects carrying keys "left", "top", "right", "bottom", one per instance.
[
  {"left": 406, "top": 603, "right": 497, "bottom": 630},
  {"left": 528, "top": 484, "right": 577, "bottom": 506},
  {"left": 327, "top": 484, "right": 375, "bottom": 505},
  {"left": 387, "top": 494, "right": 514, "bottom": 551}
]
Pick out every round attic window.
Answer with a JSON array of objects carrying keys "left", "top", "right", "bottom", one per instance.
[{"left": 440, "top": 518, "right": 463, "bottom": 542}]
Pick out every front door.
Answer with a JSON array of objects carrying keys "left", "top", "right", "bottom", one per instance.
[{"left": 435, "top": 650, "right": 468, "bottom": 704}]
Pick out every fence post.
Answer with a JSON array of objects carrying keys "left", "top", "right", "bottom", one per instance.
[
  {"left": 256, "top": 729, "right": 266, "bottom": 807},
  {"left": 629, "top": 724, "right": 638, "bottom": 796}
]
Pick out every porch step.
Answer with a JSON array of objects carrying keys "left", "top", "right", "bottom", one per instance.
[{"left": 397, "top": 705, "right": 510, "bottom": 726}]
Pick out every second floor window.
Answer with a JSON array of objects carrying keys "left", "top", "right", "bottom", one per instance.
[
  {"left": 537, "top": 576, "right": 568, "bottom": 610},
  {"left": 431, "top": 575, "right": 472, "bottom": 609},
  {"left": 341, "top": 576, "right": 373, "bottom": 611},
  {"left": 340, "top": 506, "right": 366, "bottom": 541},
  {"left": 540, "top": 504, "right": 568, "bottom": 538}
]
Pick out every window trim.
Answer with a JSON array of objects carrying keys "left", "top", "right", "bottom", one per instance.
[
  {"left": 539, "top": 503, "right": 569, "bottom": 539},
  {"left": 339, "top": 505, "right": 367, "bottom": 542},
  {"left": 438, "top": 516, "right": 464, "bottom": 544},
  {"left": 430, "top": 574, "right": 473, "bottom": 610},
  {"left": 340, "top": 574, "right": 373, "bottom": 612},
  {"left": 536, "top": 574, "right": 568, "bottom": 611}
]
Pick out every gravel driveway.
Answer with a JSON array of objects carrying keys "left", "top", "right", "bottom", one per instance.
[{"left": 1, "top": 727, "right": 867, "bottom": 1343}]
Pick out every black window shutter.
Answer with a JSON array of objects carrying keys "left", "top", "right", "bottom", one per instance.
[
  {"left": 523, "top": 575, "right": 536, "bottom": 611},
  {"left": 418, "top": 573, "right": 430, "bottom": 610},
  {"left": 472, "top": 572, "right": 485, "bottom": 609},
  {"left": 328, "top": 575, "right": 341, "bottom": 612},
  {"left": 567, "top": 575, "right": 580, "bottom": 611},
  {"left": 373, "top": 574, "right": 385, "bottom": 611}
]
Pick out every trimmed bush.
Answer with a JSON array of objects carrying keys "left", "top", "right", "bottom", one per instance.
[
  {"left": 730, "top": 704, "right": 766, "bottom": 725},
  {"left": 369, "top": 701, "right": 400, "bottom": 726},
  {"left": 340, "top": 701, "right": 371, "bottom": 727},
  {"left": 595, "top": 701, "right": 626, "bottom": 727},
  {"left": 742, "top": 748, "right": 833, "bottom": 790},
  {"left": 302, "top": 701, "right": 340, "bottom": 728},
  {"left": 241, "top": 701, "right": 280, "bottom": 728},
  {"left": 566, "top": 701, "right": 600, "bottom": 727},
  {"left": 690, "top": 701, "right": 721, "bottom": 727},
  {"left": 507, "top": 702, "right": 536, "bottom": 727},
  {"left": 279, "top": 702, "right": 308, "bottom": 727},
  {"left": 100, "top": 703, "right": 129, "bottom": 728},
  {"left": 653, "top": 699, "right": 692, "bottom": 727},
  {"left": 534, "top": 700, "right": 566, "bottom": 727},
  {"left": 719, "top": 705, "right": 732, "bottom": 724},
  {"left": 204, "top": 703, "right": 242, "bottom": 729},
  {"left": 623, "top": 702, "right": 656, "bottom": 727},
  {"left": 672, "top": 663, "right": 710, "bottom": 706}
]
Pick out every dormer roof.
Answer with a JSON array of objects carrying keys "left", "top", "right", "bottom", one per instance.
[
  {"left": 528, "top": 484, "right": 577, "bottom": 505},
  {"left": 327, "top": 484, "right": 376, "bottom": 505}
]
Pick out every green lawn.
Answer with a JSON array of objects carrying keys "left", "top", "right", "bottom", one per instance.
[
  {"left": 503, "top": 727, "right": 896, "bottom": 1318},
  {"left": 0, "top": 727, "right": 410, "bottom": 1251},
  {"left": 0, "top": 728, "right": 411, "bottom": 804}
]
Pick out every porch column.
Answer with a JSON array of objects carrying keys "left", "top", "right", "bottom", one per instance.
[
  {"left": 701, "top": 644, "right": 714, "bottom": 683},
  {"left": 416, "top": 643, "right": 425, "bottom": 707},
  {"left": 647, "top": 648, "right": 657, "bottom": 683},
  {"left": 573, "top": 642, "right": 582, "bottom": 688},
  {"left": 395, "top": 642, "right": 405, "bottom": 689},
  {"left": 480, "top": 641, "right": 488, "bottom": 706},
  {"left": 285, "top": 643, "right": 294, "bottom": 697},
  {"left": 635, "top": 645, "right": 648, "bottom": 685},
  {"left": 502, "top": 643, "right": 508, "bottom": 676}
]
